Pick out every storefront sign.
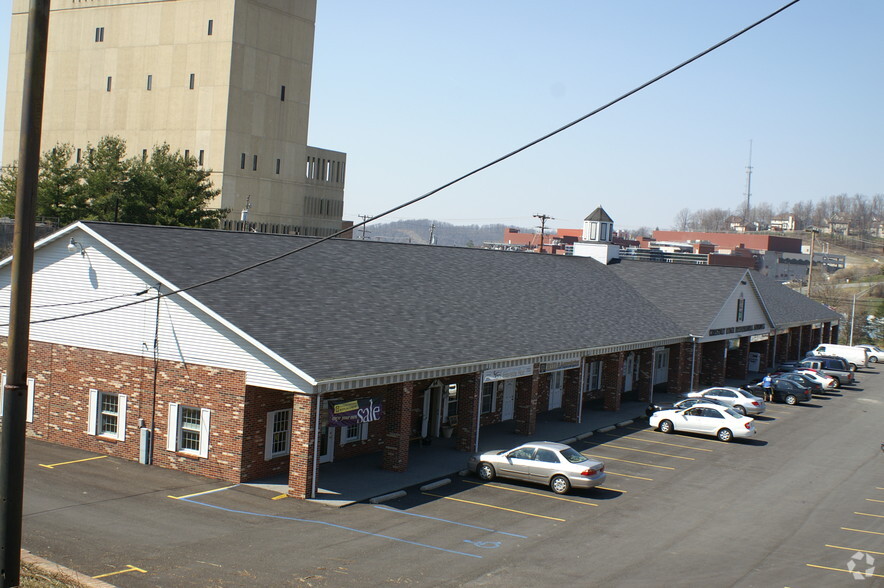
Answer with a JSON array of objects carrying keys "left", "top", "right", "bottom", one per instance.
[
  {"left": 482, "top": 364, "right": 533, "bottom": 383},
  {"left": 540, "top": 360, "right": 580, "bottom": 373},
  {"left": 328, "top": 398, "right": 383, "bottom": 427},
  {"left": 750, "top": 334, "right": 769, "bottom": 343}
]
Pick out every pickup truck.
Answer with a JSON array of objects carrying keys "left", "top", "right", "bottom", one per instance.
[{"left": 780, "top": 357, "right": 854, "bottom": 388}]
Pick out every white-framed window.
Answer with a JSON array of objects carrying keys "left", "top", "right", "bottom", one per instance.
[
  {"left": 340, "top": 422, "right": 367, "bottom": 444},
  {"left": 587, "top": 361, "right": 602, "bottom": 391},
  {"left": 446, "top": 384, "right": 458, "bottom": 421},
  {"left": 481, "top": 381, "right": 497, "bottom": 414},
  {"left": 166, "top": 403, "right": 211, "bottom": 458},
  {"left": 0, "top": 373, "right": 35, "bottom": 423},
  {"left": 264, "top": 409, "right": 291, "bottom": 460},
  {"left": 86, "top": 389, "right": 127, "bottom": 441}
]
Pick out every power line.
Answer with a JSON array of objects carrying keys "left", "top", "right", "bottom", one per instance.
[{"left": 9, "top": 0, "right": 803, "bottom": 328}]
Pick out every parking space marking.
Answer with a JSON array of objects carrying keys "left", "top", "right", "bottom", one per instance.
[
  {"left": 854, "top": 512, "right": 884, "bottom": 519},
  {"left": 842, "top": 527, "right": 884, "bottom": 537},
  {"left": 805, "top": 563, "right": 884, "bottom": 578},
  {"left": 826, "top": 544, "right": 884, "bottom": 556},
  {"left": 630, "top": 428, "right": 721, "bottom": 445},
  {"left": 461, "top": 480, "right": 598, "bottom": 506},
  {"left": 178, "top": 496, "right": 484, "bottom": 558},
  {"left": 168, "top": 484, "right": 239, "bottom": 500},
  {"left": 583, "top": 452, "right": 675, "bottom": 470},
  {"left": 92, "top": 565, "right": 147, "bottom": 579},
  {"left": 39, "top": 455, "right": 107, "bottom": 469},
  {"left": 600, "top": 433, "right": 713, "bottom": 452},
  {"left": 422, "top": 492, "right": 566, "bottom": 521},
  {"left": 597, "top": 486, "right": 627, "bottom": 493},
  {"left": 603, "top": 471, "right": 653, "bottom": 481},
  {"left": 586, "top": 442, "right": 695, "bottom": 460},
  {"left": 371, "top": 505, "right": 528, "bottom": 538},
  {"left": 866, "top": 498, "right": 884, "bottom": 504}
]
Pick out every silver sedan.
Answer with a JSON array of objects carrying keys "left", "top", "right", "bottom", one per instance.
[
  {"left": 467, "top": 441, "right": 605, "bottom": 494},
  {"left": 686, "top": 386, "right": 766, "bottom": 415}
]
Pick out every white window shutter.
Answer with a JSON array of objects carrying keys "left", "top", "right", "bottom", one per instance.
[
  {"left": 87, "top": 389, "right": 98, "bottom": 435},
  {"left": 117, "top": 394, "right": 128, "bottom": 441},
  {"left": 0, "top": 373, "right": 6, "bottom": 418},
  {"left": 264, "top": 411, "right": 275, "bottom": 461},
  {"left": 26, "top": 378, "right": 35, "bottom": 423},
  {"left": 198, "top": 408, "right": 211, "bottom": 458},
  {"left": 166, "top": 402, "right": 179, "bottom": 451}
]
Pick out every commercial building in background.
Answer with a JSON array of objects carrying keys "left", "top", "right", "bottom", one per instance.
[{"left": 2, "top": 0, "right": 345, "bottom": 237}]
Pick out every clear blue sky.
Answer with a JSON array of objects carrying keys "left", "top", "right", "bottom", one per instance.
[{"left": 2, "top": 1, "right": 882, "bottom": 232}]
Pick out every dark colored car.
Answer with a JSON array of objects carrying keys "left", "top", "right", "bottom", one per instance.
[
  {"left": 750, "top": 372, "right": 822, "bottom": 392},
  {"left": 746, "top": 378, "right": 812, "bottom": 405}
]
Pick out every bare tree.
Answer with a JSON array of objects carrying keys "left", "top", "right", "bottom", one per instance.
[{"left": 673, "top": 208, "right": 691, "bottom": 231}]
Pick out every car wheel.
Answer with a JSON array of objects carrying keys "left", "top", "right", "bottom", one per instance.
[
  {"left": 550, "top": 475, "right": 571, "bottom": 495},
  {"left": 717, "top": 428, "right": 734, "bottom": 442},
  {"left": 477, "top": 462, "right": 495, "bottom": 481},
  {"left": 734, "top": 405, "right": 747, "bottom": 416},
  {"left": 849, "top": 363, "right": 857, "bottom": 371},
  {"left": 659, "top": 419, "right": 674, "bottom": 434},
  {"left": 870, "top": 356, "right": 878, "bottom": 363},
  {"left": 832, "top": 377, "right": 841, "bottom": 389},
  {"left": 785, "top": 394, "right": 798, "bottom": 405}
]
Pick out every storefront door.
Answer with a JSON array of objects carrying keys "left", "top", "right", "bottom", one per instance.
[{"left": 501, "top": 380, "right": 516, "bottom": 421}]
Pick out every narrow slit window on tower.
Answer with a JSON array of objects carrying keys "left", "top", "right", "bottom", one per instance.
[
  {"left": 207, "top": 19, "right": 214, "bottom": 36},
  {"left": 142, "top": 149, "right": 147, "bottom": 161},
  {"left": 280, "top": 85, "right": 286, "bottom": 101},
  {"left": 106, "top": 76, "right": 112, "bottom": 92},
  {"left": 275, "top": 159, "right": 281, "bottom": 174},
  {"left": 76, "top": 149, "right": 82, "bottom": 164},
  {"left": 184, "top": 149, "right": 190, "bottom": 160},
  {"left": 252, "top": 155, "right": 258, "bottom": 171},
  {"left": 95, "top": 27, "right": 105, "bottom": 43},
  {"left": 146, "top": 74, "right": 152, "bottom": 91},
  {"left": 189, "top": 73, "right": 195, "bottom": 90},
  {"left": 198, "top": 150, "right": 204, "bottom": 166},
  {"left": 240, "top": 153, "right": 246, "bottom": 169}
]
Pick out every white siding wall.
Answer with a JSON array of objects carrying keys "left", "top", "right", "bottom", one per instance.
[
  {"left": 709, "top": 278, "right": 769, "bottom": 332},
  {"left": 0, "top": 230, "right": 312, "bottom": 392}
]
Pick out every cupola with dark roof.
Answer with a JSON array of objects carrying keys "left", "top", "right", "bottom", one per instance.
[{"left": 573, "top": 206, "right": 620, "bottom": 264}]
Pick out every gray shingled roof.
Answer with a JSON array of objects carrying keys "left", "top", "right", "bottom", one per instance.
[
  {"left": 608, "top": 261, "right": 752, "bottom": 335},
  {"left": 585, "top": 207, "right": 613, "bottom": 222},
  {"left": 749, "top": 270, "right": 842, "bottom": 327},
  {"left": 82, "top": 223, "right": 685, "bottom": 382}
]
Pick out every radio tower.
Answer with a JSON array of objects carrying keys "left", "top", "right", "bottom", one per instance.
[{"left": 744, "top": 140, "right": 753, "bottom": 223}]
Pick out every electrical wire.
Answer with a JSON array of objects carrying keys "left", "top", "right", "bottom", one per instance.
[
  {"left": 0, "top": 290, "right": 146, "bottom": 310},
  {"left": 10, "top": 0, "right": 802, "bottom": 328}
]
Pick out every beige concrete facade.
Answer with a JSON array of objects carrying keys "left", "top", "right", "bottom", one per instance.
[{"left": 3, "top": 0, "right": 345, "bottom": 236}]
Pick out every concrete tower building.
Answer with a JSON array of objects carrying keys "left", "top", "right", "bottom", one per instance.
[{"left": 2, "top": 0, "right": 345, "bottom": 236}]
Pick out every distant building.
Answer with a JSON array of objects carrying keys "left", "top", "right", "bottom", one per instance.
[
  {"left": 2, "top": 0, "right": 346, "bottom": 237},
  {"left": 770, "top": 213, "right": 800, "bottom": 232}
]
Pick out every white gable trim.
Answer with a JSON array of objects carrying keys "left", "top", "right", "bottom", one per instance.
[{"left": 40, "top": 223, "right": 317, "bottom": 388}]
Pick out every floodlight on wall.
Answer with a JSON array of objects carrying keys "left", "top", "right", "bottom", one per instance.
[{"left": 67, "top": 237, "right": 85, "bottom": 256}]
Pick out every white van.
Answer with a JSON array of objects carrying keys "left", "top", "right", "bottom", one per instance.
[{"left": 807, "top": 344, "right": 869, "bottom": 369}]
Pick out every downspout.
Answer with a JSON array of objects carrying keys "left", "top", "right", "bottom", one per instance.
[
  {"left": 311, "top": 392, "right": 322, "bottom": 499},
  {"left": 577, "top": 359, "right": 586, "bottom": 424}
]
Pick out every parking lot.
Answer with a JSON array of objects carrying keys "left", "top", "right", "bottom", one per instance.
[{"left": 21, "top": 369, "right": 884, "bottom": 586}]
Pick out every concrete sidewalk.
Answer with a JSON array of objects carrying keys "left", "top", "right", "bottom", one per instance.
[{"left": 250, "top": 399, "right": 672, "bottom": 507}]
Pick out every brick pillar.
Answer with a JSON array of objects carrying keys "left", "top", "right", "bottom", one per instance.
[
  {"left": 382, "top": 382, "right": 413, "bottom": 472},
  {"left": 287, "top": 392, "right": 318, "bottom": 499},
  {"left": 456, "top": 373, "right": 481, "bottom": 452},
  {"left": 756, "top": 337, "right": 771, "bottom": 372},
  {"left": 514, "top": 369, "right": 540, "bottom": 435},
  {"left": 788, "top": 327, "right": 801, "bottom": 360},
  {"left": 822, "top": 322, "right": 831, "bottom": 344},
  {"left": 831, "top": 324, "right": 840, "bottom": 344},
  {"left": 637, "top": 349, "right": 653, "bottom": 402},
  {"left": 700, "top": 340, "right": 726, "bottom": 385},
  {"left": 725, "top": 336, "right": 750, "bottom": 380},
  {"left": 602, "top": 352, "right": 624, "bottom": 411},
  {"left": 669, "top": 342, "right": 692, "bottom": 395},
  {"left": 562, "top": 368, "right": 580, "bottom": 423}
]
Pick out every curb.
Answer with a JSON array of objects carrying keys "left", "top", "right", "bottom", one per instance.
[{"left": 21, "top": 549, "right": 117, "bottom": 588}]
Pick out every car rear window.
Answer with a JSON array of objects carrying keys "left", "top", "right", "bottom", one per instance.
[{"left": 559, "top": 447, "right": 588, "bottom": 464}]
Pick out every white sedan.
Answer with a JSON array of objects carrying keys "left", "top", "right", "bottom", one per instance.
[
  {"left": 794, "top": 368, "right": 837, "bottom": 390},
  {"left": 685, "top": 387, "right": 765, "bottom": 415},
  {"left": 649, "top": 404, "right": 756, "bottom": 442}
]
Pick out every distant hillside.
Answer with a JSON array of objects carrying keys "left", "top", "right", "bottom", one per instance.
[{"left": 358, "top": 219, "right": 530, "bottom": 248}]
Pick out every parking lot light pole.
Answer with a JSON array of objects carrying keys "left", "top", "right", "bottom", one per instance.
[{"left": 849, "top": 285, "right": 875, "bottom": 346}]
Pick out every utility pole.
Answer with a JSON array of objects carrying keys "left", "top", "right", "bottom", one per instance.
[
  {"left": 534, "top": 213, "right": 554, "bottom": 254},
  {"left": 428, "top": 222, "right": 436, "bottom": 245},
  {"left": 357, "top": 214, "right": 372, "bottom": 240},
  {"left": 744, "top": 140, "right": 753, "bottom": 224},
  {"left": 805, "top": 227, "right": 818, "bottom": 297},
  {"left": 1, "top": 2, "right": 51, "bottom": 587}
]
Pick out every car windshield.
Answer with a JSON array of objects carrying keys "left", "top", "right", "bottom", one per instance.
[{"left": 559, "top": 447, "right": 588, "bottom": 464}]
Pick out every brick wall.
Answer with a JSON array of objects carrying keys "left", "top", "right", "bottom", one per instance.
[
  {"left": 513, "top": 370, "right": 539, "bottom": 435},
  {"left": 700, "top": 340, "right": 726, "bottom": 385},
  {"left": 1, "top": 337, "right": 248, "bottom": 484},
  {"left": 240, "top": 385, "right": 294, "bottom": 482},
  {"left": 725, "top": 336, "right": 750, "bottom": 380},
  {"left": 562, "top": 368, "right": 581, "bottom": 423}
]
